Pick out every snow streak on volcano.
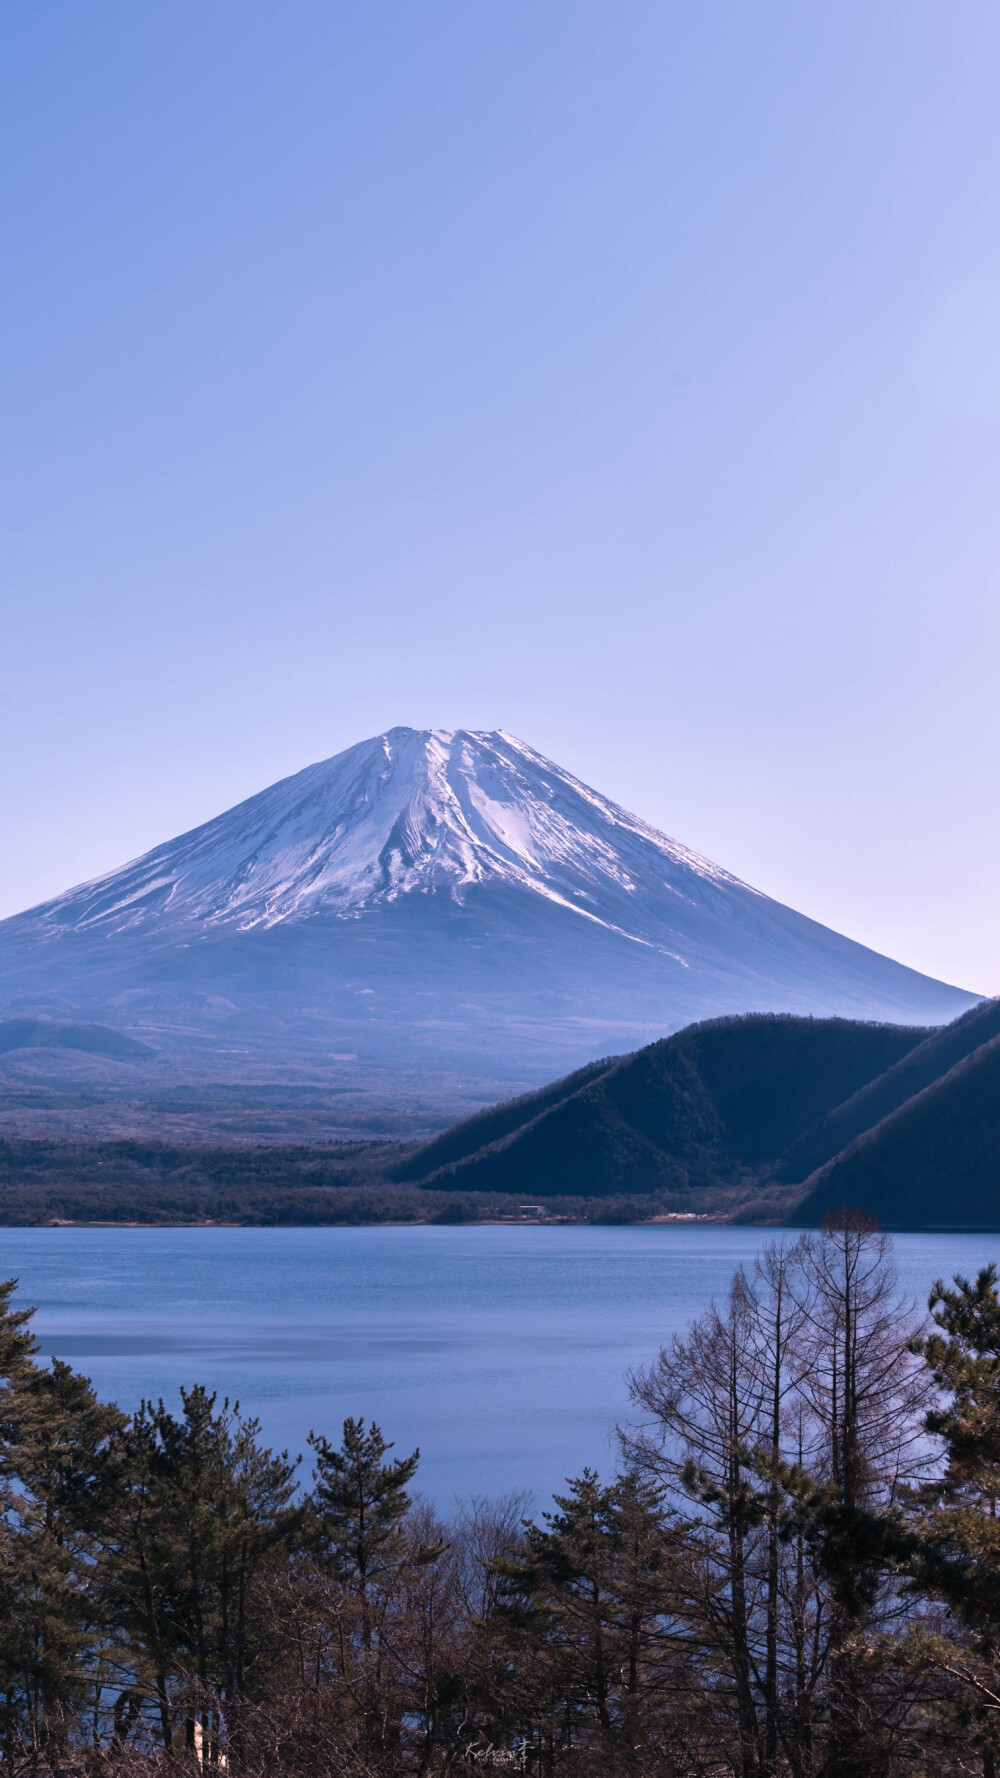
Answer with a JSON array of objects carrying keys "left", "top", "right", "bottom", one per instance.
[
  {"left": 0, "top": 729, "right": 979, "bottom": 1106},
  {"left": 18, "top": 728, "right": 743, "bottom": 939}
]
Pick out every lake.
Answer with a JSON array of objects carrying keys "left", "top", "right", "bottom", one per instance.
[{"left": 2, "top": 1224, "right": 997, "bottom": 1507}]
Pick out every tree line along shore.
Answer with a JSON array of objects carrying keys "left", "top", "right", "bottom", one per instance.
[
  {"left": 4, "top": 1004, "right": 1000, "bottom": 1227},
  {"left": 1, "top": 1213, "right": 1000, "bottom": 1774}
]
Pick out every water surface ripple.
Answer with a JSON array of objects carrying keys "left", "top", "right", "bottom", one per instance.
[{"left": 2, "top": 1225, "right": 996, "bottom": 1504}]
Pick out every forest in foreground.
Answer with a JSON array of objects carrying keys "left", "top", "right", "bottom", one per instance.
[{"left": 2, "top": 1216, "right": 1000, "bottom": 1776}]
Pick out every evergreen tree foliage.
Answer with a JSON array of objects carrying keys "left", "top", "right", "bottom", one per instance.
[
  {"left": 308, "top": 1417, "right": 419, "bottom": 1596},
  {"left": 904, "top": 1265, "right": 1000, "bottom": 1773},
  {"left": 1, "top": 1237, "right": 1000, "bottom": 1773}
]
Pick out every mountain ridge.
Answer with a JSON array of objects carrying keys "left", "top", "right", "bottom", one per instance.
[
  {"left": 396, "top": 1013, "right": 932, "bottom": 1200},
  {"left": 0, "top": 728, "right": 978, "bottom": 1129},
  {"left": 393, "top": 1001, "right": 1000, "bottom": 1226},
  {"left": 790, "top": 1019, "right": 1000, "bottom": 1227},
  {"left": 7, "top": 728, "right": 747, "bottom": 942},
  {"left": 0, "top": 1004, "right": 997, "bottom": 1225}
]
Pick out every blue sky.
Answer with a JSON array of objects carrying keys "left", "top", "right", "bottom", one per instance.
[{"left": 2, "top": 2, "right": 999, "bottom": 991}]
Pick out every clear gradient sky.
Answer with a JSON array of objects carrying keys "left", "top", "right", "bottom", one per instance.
[{"left": 2, "top": 3, "right": 999, "bottom": 992}]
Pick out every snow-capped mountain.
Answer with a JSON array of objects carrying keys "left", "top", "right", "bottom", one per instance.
[
  {"left": 0, "top": 729, "right": 979, "bottom": 1116},
  {"left": 22, "top": 727, "right": 743, "bottom": 940}
]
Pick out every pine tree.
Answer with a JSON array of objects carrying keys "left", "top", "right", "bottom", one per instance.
[
  {"left": 920, "top": 1263, "right": 1000, "bottom": 1508},
  {"left": 308, "top": 1417, "right": 419, "bottom": 1610},
  {"left": 493, "top": 1469, "right": 685, "bottom": 1773},
  {"left": 0, "top": 1279, "right": 128, "bottom": 1763},
  {"left": 108, "top": 1386, "right": 298, "bottom": 1758},
  {"left": 908, "top": 1265, "right": 1000, "bottom": 1776},
  {"left": 304, "top": 1418, "right": 424, "bottom": 1759},
  {"left": 4, "top": 1358, "right": 125, "bottom": 1759}
]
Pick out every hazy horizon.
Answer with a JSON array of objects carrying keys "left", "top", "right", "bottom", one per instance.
[{"left": 3, "top": 3, "right": 998, "bottom": 993}]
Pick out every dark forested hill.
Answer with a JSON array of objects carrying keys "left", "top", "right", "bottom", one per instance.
[
  {"left": 791, "top": 1030, "right": 1000, "bottom": 1227},
  {"left": 400, "top": 1003, "right": 1000, "bottom": 1224},
  {"left": 774, "top": 995, "right": 1000, "bottom": 1185},
  {"left": 398, "top": 1014, "right": 928, "bottom": 1200},
  {"left": 2, "top": 1004, "right": 996, "bottom": 1226},
  {"left": 392, "top": 1058, "right": 614, "bottom": 1181}
]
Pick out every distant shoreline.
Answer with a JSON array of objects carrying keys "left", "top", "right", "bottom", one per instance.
[{"left": 13, "top": 1213, "right": 1000, "bottom": 1232}]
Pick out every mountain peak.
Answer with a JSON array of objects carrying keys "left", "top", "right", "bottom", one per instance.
[
  {"left": 0, "top": 728, "right": 978, "bottom": 1101},
  {"left": 17, "top": 726, "right": 740, "bottom": 942}
]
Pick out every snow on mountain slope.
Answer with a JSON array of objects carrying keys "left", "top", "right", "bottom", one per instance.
[
  {"left": 0, "top": 729, "right": 980, "bottom": 1110},
  {"left": 16, "top": 728, "right": 741, "bottom": 944}
]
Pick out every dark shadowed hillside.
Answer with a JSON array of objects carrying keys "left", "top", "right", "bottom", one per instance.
[
  {"left": 399, "top": 1014, "right": 928, "bottom": 1199},
  {"left": 667, "top": 1014, "right": 930, "bottom": 1165},
  {"left": 791, "top": 1031, "right": 1000, "bottom": 1227},
  {"left": 393, "top": 1058, "right": 613, "bottom": 1181},
  {"left": 775, "top": 995, "right": 1000, "bottom": 1184},
  {"left": 1, "top": 1005, "right": 996, "bottom": 1226},
  {"left": 0, "top": 1019, "right": 153, "bottom": 1060}
]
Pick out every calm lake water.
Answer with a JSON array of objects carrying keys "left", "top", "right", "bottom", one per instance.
[{"left": 2, "top": 1225, "right": 997, "bottom": 1507}]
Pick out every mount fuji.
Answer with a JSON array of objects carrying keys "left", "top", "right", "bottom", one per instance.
[{"left": 0, "top": 728, "right": 978, "bottom": 1130}]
